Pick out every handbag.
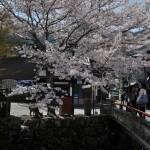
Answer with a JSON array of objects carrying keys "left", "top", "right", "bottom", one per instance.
[{"left": 137, "top": 95, "right": 148, "bottom": 105}]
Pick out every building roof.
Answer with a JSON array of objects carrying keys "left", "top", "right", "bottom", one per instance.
[{"left": 0, "top": 57, "right": 35, "bottom": 80}]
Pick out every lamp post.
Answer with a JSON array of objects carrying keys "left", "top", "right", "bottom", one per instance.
[{"left": 92, "top": 85, "right": 95, "bottom": 115}]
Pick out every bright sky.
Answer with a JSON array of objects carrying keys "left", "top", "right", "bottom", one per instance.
[
  {"left": 129, "top": 0, "right": 145, "bottom": 33},
  {"left": 129, "top": 0, "right": 145, "bottom": 4}
]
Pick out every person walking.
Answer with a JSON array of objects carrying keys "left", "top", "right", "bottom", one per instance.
[
  {"left": 129, "top": 84, "right": 138, "bottom": 108},
  {"left": 136, "top": 83, "right": 148, "bottom": 119},
  {"left": 121, "top": 88, "right": 128, "bottom": 104}
]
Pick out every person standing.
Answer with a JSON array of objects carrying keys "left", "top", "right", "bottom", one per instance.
[
  {"left": 129, "top": 84, "right": 138, "bottom": 108},
  {"left": 121, "top": 88, "right": 128, "bottom": 105},
  {"left": 136, "top": 83, "right": 148, "bottom": 119}
]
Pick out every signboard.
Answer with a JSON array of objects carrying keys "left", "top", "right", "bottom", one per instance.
[{"left": 2, "top": 79, "right": 17, "bottom": 91}]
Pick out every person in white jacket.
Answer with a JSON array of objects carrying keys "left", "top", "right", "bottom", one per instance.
[{"left": 136, "top": 83, "right": 147, "bottom": 119}]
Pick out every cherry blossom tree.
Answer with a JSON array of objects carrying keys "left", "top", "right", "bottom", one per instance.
[
  {"left": 0, "top": 7, "right": 16, "bottom": 57},
  {"left": 1, "top": 0, "right": 150, "bottom": 103}
]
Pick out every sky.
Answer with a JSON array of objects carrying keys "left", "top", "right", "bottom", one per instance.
[
  {"left": 129, "top": 0, "right": 146, "bottom": 33},
  {"left": 129, "top": 0, "right": 145, "bottom": 4}
]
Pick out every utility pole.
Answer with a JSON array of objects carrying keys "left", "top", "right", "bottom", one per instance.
[{"left": 92, "top": 85, "right": 95, "bottom": 115}]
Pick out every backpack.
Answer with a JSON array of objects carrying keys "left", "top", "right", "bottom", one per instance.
[{"left": 137, "top": 95, "right": 148, "bottom": 105}]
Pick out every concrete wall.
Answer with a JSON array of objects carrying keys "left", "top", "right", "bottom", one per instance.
[{"left": 0, "top": 115, "right": 142, "bottom": 150}]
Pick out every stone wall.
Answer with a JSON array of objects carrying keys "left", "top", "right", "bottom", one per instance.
[
  {"left": 0, "top": 115, "right": 142, "bottom": 150},
  {"left": 0, "top": 117, "right": 22, "bottom": 150}
]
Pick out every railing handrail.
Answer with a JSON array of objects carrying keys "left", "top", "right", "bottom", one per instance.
[{"left": 113, "top": 102, "right": 150, "bottom": 118}]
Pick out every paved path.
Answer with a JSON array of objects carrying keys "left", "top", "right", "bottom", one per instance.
[{"left": 11, "top": 103, "right": 100, "bottom": 117}]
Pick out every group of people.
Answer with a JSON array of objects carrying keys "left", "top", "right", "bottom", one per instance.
[{"left": 121, "top": 82, "right": 149, "bottom": 119}]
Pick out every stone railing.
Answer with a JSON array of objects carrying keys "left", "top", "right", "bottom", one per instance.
[{"left": 111, "top": 105, "right": 150, "bottom": 150}]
